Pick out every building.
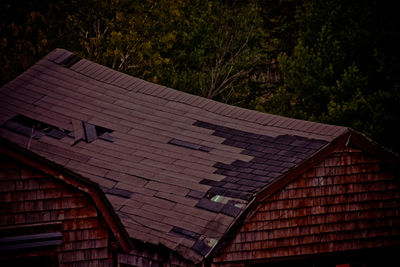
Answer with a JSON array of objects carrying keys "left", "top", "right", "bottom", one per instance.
[{"left": 0, "top": 49, "right": 399, "bottom": 266}]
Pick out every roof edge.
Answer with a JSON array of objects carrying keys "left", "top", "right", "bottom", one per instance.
[
  {"left": 346, "top": 130, "right": 400, "bottom": 171},
  {"left": 0, "top": 137, "right": 133, "bottom": 254},
  {"left": 207, "top": 128, "right": 352, "bottom": 261}
]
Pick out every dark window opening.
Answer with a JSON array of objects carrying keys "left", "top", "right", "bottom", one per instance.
[
  {"left": 0, "top": 232, "right": 62, "bottom": 251},
  {"left": 1, "top": 255, "right": 57, "bottom": 267},
  {"left": 0, "top": 224, "right": 61, "bottom": 267}
]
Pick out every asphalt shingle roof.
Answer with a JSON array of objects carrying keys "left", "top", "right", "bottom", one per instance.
[{"left": 0, "top": 49, "right": 347, "bottom": 263}]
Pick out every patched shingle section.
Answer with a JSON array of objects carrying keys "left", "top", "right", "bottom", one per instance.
[{"left": 193, "top": 120, "right": 328, "bottom": 214}]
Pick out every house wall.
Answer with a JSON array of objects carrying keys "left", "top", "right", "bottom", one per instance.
[
  {"left": 212, "top": 145, "right": 400, "bottom": 266},
  {"left": 0, "top": 154, "right": 113, "bottom": 266}
]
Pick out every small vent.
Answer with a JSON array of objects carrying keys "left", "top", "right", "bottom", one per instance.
[{"left": 59, "top": 54, "right": 81, "bottom": 68}]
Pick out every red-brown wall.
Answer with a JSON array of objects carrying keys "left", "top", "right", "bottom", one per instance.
[
  {"left": 213, "top": 145, "right": 400, "bottom": 265},
  {"left": 0, "top": 154, "right": 113, "bottom": 266}
]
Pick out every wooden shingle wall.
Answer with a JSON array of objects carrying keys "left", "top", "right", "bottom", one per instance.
[
  {"left": 0, "top": 154, "right": 112, "bottom": 266},
  {"left": 213, "top": 145, "right": 400, "bottom": 265}
]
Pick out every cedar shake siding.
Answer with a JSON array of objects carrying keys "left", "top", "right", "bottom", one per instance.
[
  {"left": 212, "top": 145, "right": 400, "bottom": 266},
  {"left": 0, "top": 154, "right": 113, "bottom": 266}
]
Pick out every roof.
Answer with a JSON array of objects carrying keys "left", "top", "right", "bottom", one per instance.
[{"left": 0, "top": 48, "right": 348, "bottom": 263}]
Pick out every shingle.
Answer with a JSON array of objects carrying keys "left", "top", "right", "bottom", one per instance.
[
  {"left": 231, "top": 160, "right": 251, "bottom": 168},
  {"left": 162, "top": 217, "right": 204, "bottom": 236},
  {"left": 98, "top": 132, "right": 114, "bottom": 142},
  {"left": 199, "top": 179, "right": 224, "bottom": 187},
  {"left": 221, "top": 177, "right": 240, "bottom": 183},
  {"left": 53, "top": 50, "right": 73, "bottom": 64},
  {"left": 145, "top": 181, "right": 189, "bottom": 196},
  {"left": 72, "top": 119, "right": 84, "bottom": 144},
  {"left": 199, "top": 146, "right": 213, "bottom": 152},
  {"left": 171, "top": 227, "right": 201, "bottom": 240},
  {"left": 252, "top": 175, "right": 273, "bottom": 183},
  {"left": 192, "top": 240, "right": 211, "bottom": 257},
  {"left": 222, "top": 183, "right": 241, "bottom": 190},
  {"left": 221, "top": 204, "right": 242, "bottom": 217},
  {"left": 220, "top": 170, "right": 240, "bottom": 177},
  {"left": 46, "top": 128, "right": 67, "bottom": 140},
  {"left": 186, "top": 190, "right": 205, "bottom": 199},
  {"left": 251, "top": 169, "right": 270, "bottom": 176},
  {"left": 168, "top": 138, "right": 202, "bottom": 151},
  {"left": 106, "top": 188, "right": 133, "bottom": 199},
  {"left": 213, "top": 162, "right": 235, "bottom": 170},
  {"left": 155, "top": 192, "right": 197, "bottom": 206},
  {"left": 195, "top": 198, "right": 224, "bottom": 213}
]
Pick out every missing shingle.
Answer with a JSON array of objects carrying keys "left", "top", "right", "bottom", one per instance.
[
  {"left": 2, "top": 115, "right": 70, "bottom": 140},
  {"left": 58, "top": 54, "right": 81, "bottom": 68},
  {"left": 168, "top": 138, "right": 212, "bottom": 152}
]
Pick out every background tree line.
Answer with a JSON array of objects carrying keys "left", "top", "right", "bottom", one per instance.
[{"left": 1, "top": 0, "right": 400, "bottom": 153}]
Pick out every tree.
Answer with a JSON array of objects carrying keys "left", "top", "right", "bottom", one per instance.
[
  {"left": 265, "top": 0, "right": 400, "bottom": 152},
  {"left": 1, "top": 1, "right": 55, "bottom": 84}
]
